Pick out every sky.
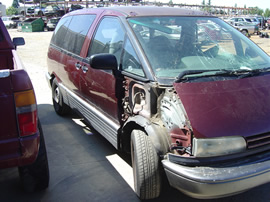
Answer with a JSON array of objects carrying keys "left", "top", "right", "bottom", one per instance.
[{"left": 0, "top": 0, "right": 269, "bottom": 10}]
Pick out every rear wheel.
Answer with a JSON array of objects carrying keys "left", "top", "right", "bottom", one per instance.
[
  {"left": 131, "top": 130, "right": 161, "bottom": 200},
  {"left": 18, "top": 121, "right": 49, "bottom": 192},
  {"left": 52, "top": 78, "right": 70, "bottom": 116}
]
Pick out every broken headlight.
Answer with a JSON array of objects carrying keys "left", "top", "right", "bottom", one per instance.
[{"left": 192, "top": 136, "right": 246, "bottom": 157}]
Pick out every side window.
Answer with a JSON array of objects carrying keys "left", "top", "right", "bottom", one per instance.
[
  {"left": 64, "top": 15, "right": 96, "bottom": 55},
  {"left": 122, "top": 39, "right": 145, "bottom": 77},
  {"left": 88, "top": 17, "right": 125, "bottom": 64},
  {"left": 51, "top": 15, "right": 95, "bottom": 55},
  {"left": 51, "top": 16, "right": 72, "bottom": 49}
]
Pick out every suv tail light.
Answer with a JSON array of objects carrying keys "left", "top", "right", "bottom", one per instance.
[{"left": 14, "top": 90, "right": 37, "bottom": 137}]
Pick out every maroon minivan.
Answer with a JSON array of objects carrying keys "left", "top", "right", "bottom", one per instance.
[{"left": 47, "top": 6, "right": 270, "bottom": 200}]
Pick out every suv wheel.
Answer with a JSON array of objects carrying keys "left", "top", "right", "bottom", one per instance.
[
  {"left": 131, "top": 130, "right": 161, "bottom": 200},
  {"left": 241, "top": 30, "right": 249, "bottom": 37},
  {"left": 52, "top": 78, "right": 70, "bottom": 116},
  {"left": 18, "top": 121, "right": 49, "bottom": 192}
]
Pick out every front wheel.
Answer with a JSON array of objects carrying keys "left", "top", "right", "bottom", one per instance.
[
  {"left": 131, "top": 130, "right": 161, "bottom": 200},
  {"left": 241, "top": 30, "right": 249, "bottom": 37}
]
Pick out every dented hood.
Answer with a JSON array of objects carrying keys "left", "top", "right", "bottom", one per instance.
[{"left": 174, "top": 74, "right": 270, "bottom": 139}]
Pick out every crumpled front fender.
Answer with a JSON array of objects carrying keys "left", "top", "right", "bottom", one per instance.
[{"left": 123, "top": 115, "right": 169, "bottom": 155}]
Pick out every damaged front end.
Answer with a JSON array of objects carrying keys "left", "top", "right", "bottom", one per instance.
[
  {"left": 121, "top": 76, "right": 270, "bottom": 199},
  {"left": 159, "top": 88, "right": 192, "bottom": 156},
  {"left": 161, "top": 75, "right": 270, "bottom": 199},
  {"left": 121, "top": 77, "right": 195, "bottom": 157}
]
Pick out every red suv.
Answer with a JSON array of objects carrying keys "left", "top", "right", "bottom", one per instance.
[
  {"left": 47, "top": 7, "right": 270, "bottom": 200},
  {"left": 0, "top": 17, "right": 49, "bottom": 192}
]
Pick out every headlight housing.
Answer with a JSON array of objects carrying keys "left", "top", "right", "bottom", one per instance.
[{"left": 192, "top": 136, "right": 246, "bottom": 157}]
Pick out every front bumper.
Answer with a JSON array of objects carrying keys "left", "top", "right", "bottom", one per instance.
[
  {"left": 45, "top": 72, "right": 52, "bottom": 89},
  {"left": 162, "top": 153, "right": 270, "bottom": 199}
]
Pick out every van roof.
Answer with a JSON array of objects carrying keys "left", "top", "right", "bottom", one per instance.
[{"left": 69, "top": 6, "right": 211, "bottom": 17}]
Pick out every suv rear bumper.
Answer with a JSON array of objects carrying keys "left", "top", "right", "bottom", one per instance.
[
  {"left": 0, "top": 133, "right": 39, "bottom": 169},
  {"left": 162, "top": 155, "right": 270, "bottom": 199}
]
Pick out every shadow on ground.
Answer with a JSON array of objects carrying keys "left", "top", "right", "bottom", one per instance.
[{"left": 1, "top": 104, "right": 270, "bottom": 202}]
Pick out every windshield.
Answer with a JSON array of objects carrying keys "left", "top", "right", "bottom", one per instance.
[{"left": 128, "top": 17, "right": 270, "bottom": 79}]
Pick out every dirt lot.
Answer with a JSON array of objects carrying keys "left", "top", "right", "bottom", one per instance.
[
  {"left": 250, "top": 30, "right": 270, "bottom": 55},
  {"left": 9, "top": 29, "right": 53, "bottom": 104}
]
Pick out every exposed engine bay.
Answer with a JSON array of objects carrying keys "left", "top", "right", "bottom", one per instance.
[{"left": 122, "top": 78, "right": 192, "bottom": 156}]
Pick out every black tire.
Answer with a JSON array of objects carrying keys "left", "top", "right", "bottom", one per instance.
[
  {"left": 18, "top": 120, "right": 49, "bottom": 192},
  {"left": 52, "top": 78, "right": 70, "bottom": 116},
  {"left": 38, "top": 11, "right": 43, "bottom": 16},
  {"left": 241, "top": 30, "right": 248, "bottom": 37},
  {"left": 131, "top": 130, "right": 161, "bottom": 200}
]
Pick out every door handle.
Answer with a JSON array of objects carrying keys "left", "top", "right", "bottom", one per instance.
[
  {"left": 82, "top": 65, "right": 88, "bottom": 73},
  {"left": 75, "top": 62, "right": 81, "bottom": 70}
]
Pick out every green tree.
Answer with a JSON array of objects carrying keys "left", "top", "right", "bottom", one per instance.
[
  {"left": 207, "top": 0, "right": 211, "bottom": 12},
  {"left": 12, "top": 0, "right": 20, "bottom": 8},
  {"left": 6, "top": 6, "right": 18, "bottom": 15},
  {"left": 249, "top": 7, "right": 263, "bottom": 15},
  {"left": 264, "top": 8, "right": 270, "bottom": 17},
  {"left": 243, "top": 5, "right": 248, "bottom": 15},
  {"left": 201, "top": 0, "right": 206, "bottom": 11}
]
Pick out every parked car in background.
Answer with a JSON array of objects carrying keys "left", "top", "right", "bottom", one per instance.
[
  {"left": 68, "top": 4, "right": 84, "bottom": 12},
  {"left": 1, "top": 16, "right": 15, "bottom": 28},
  {"left": 255, "top": 15, "right": 265, "bottom": 28},
  {"left": 10, "top": 16, "right": 22, "bottom": 28},
  {"left": 27, "top": 6, "right": 35, "bottom": 15},
  {"left": 267, "top": 17, "right": 270, "bottom": 29},
  {"left": 46, "top": 17, "right": 60, "bottom": 31},
  {"left": 47, "top": 6, "right": 270, "bottom": 200},
  {"left": 229, "top": 21, "right": 259, "bottom": 36},
  {"left": 34, "top": 6, "right": 46, "bottom": 16},
  {"left": 0, "top": 17, "right": 49, "bottom": 192},
  {"left": 44, "top": 5, "right": 63, "bottom": 17},
  {"left": 228, "top": 16, "right": 260, "bottom": 26}
]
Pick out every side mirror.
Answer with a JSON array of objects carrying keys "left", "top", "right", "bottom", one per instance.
[
  {"left": 90, "top": 53, "right": 117, "bottom": 70},
  {"left": 13, "top": 37, "right": 25, "bottom": 49}
]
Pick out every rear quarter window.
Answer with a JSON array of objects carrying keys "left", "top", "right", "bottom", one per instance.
[
  {"left": 51, "top": 16, "right": 72, "bottom": 48},
  {"left": 51, "top": 14, "right": 96, "bottom": 55}
]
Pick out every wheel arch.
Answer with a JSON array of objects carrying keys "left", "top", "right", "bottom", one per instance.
[
  {"left": 121, "top": 115, "right": 169, "bottom": 156},
  {"left": 49, "top": 73, "right": 56, "bottom": 86}
]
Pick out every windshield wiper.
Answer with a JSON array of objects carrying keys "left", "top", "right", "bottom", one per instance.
[
  {"left": 236, "top": 67, "right": 270, "bottom": 79},
  {"left": 175, "top": 67, "right": 270, "bottom": 83},
  {"left": 175, "top": 69, "right": 230, "bottom": 82}
]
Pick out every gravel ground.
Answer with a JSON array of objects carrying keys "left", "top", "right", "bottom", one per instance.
[
  {"left": 250, "top": 31, "right": 270, "bottom": 55},
  {"left": 9, "top": 29, "right": 53, "bottom": 104}
]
